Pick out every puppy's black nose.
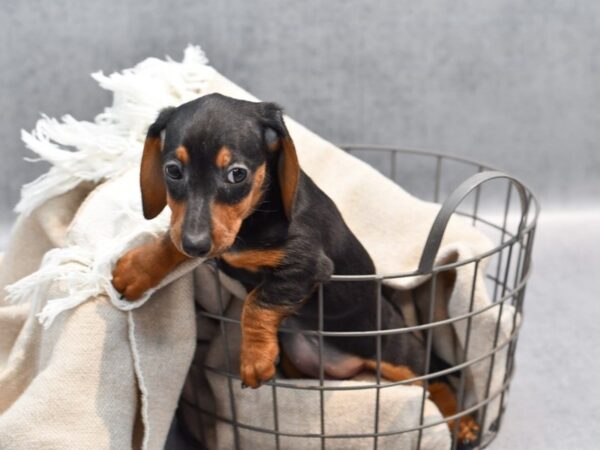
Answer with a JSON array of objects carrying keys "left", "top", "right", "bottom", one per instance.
[{"left": 181, "top": 232, "right": 212, "bottom": 257}]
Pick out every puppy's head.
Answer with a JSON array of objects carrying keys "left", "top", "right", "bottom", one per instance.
[{"left": 140, "top": 94, "right": 299, "bottom": 258}]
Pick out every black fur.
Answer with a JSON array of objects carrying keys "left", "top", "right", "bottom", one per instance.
[
  {"left": 146, "top": 93, "right": 477, "bottom": 447},
  {"left": 153, "top": 93, "right": 425, "bottom": 371}
]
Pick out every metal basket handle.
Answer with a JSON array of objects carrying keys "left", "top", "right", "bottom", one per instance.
[{"left": 417, "top": 171, "right": 530, "bottom": 274}]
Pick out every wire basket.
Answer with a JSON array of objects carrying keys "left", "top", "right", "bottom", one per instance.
[{"left": 180, "top": 145, "right": 539, "bottom": 450}]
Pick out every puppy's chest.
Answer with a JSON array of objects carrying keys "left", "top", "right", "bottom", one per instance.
[
  {"left": 216, "top": 206, "right": 289, "bottom": 284},
  {"left": 217, "top": 245, "right": 284, "bottom": 290},
  {"left": 220, "top": 245, "right": 286, "bottom": 273},
  {"left": 217, "top": 227, "right": 287, "bottom": 285}
]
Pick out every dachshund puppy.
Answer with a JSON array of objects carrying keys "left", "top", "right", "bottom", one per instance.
[{"left": 111, "top": 94, "right": 479, "bottom": 445}]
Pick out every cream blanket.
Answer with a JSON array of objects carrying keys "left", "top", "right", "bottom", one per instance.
[{"left": 0, "top": 47, "right": 515, "bottom": 449}]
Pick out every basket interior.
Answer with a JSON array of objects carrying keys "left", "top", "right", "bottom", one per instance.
[{"left": 182, "top": 147, "right": 539, "bottom": 450}]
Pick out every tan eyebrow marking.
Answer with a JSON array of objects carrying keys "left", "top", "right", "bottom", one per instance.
[
  {"left": 175, "top": 146, "right": 190, "bottom": 164},
  {"left": 215, "top": 146, "right": 232, "bottom": 168}
]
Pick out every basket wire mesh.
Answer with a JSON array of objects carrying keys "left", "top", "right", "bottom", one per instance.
[{"left": 184, "top": 145, "right": 539, "bottom": 450}]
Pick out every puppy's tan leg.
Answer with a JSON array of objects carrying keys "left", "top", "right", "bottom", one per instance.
[
  {"left": 240, "top": 290, "right": 290, "bottom": 388},
  {"left": 364, "top": 361, "right": 479, "bottom": 443},
  {"left": 112, "top": 234, "right": 190, "bottom": 300},
  {"left": 364, "top": 360, "right": 423, "bottom": 386},
  {"left": 428, "top": 382, "right": 480, "bottom": 444}
]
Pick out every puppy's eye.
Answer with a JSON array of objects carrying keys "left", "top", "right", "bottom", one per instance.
[
  {"left": 226, "top": 166, "right": 248, "bottom": 184},
  {"left": 164, "top": 163, "right": 183, "bottom": 180}
]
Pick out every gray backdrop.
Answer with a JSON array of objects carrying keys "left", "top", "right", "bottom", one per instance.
[
  {"left": 1, "top": 1, "right": 598, "bottom": 449},
  {"left": 2, "top": 0, "right": 599, "bottom": 220}
]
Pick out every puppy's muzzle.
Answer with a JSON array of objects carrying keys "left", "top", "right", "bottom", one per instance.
[{"left": 181, "top": 198, "right": 212, "bottom": 257}]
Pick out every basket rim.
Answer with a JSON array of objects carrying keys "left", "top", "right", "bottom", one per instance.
[{"left": 321, "top": 144, "right": 541, "bottom": 280}]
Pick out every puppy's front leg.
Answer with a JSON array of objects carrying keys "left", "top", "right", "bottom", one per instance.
[
  {"left": 240, "top": 289, "right": 292, "bottom": 388},
  {"left": 112, "top": 233, "right": 190, "bottom": 300},
  {"left": 239, "top": 250, "right": 334, "bottom": 388}
]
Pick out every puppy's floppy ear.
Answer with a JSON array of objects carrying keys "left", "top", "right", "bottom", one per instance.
[
  {"left": 261, "top": 103, "right": 299, "bottom": 220},
  {"left": 140, "top": 107, "right": 175, "bottom": 219}
]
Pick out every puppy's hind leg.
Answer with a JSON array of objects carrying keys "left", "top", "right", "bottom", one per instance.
[
  {"left": 363, "top": 360, "right": 424, "bottom": 386},
  {"left": 363, "top": 357, "right": 480, "bottom": 446},
  {"left": 428, "top": 381, "right": 480, "bottom": 446}
]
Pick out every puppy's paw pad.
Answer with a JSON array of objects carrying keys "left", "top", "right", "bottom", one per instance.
[{"left": 457, "top": 416, "right": 480, "bottom": 446}]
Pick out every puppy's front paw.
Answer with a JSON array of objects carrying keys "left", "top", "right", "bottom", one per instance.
[
  {"left": 456, "top": 415, "right": 480, "bottom": 447},
  {"left": 111, "top": 247, "right": 158, "bottom": 301},
  {"left": 240, "top": 340, "right": 279, "bottom": 388}
]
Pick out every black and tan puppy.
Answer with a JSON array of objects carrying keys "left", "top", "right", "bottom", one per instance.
[{"left": 111, "top": 94, "right": 479, "bottom": 444}]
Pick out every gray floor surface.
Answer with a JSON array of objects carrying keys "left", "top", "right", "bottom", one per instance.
[
  {"left": 1, "top": 210, "right": 597, "bottom": 449},
  {"left": 492, "top": 210, "right": 600, "bottom": 449}
]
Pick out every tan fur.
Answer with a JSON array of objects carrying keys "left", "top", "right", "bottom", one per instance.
[
  {"left": 221, "top": 248, "right": 285, "bottom": 272},
  {"left": 210, "top": 164, "right": 266, "bottom": 255},
  {"left": 278, "top": 137, "right": 299, "bottom": 219},
  {"left": 140, "top": 136, "right": 167, "bottom": 219},
  {"left": 240, "top": 290, "right": 290, "bottom": 388},
  {"left": 167, "top": 195, "right": 187, "bottom": 254},
  {"left": 428, "top": 382, "right": 458, "bottom": 418},
  {"left": 363, "top": 360, "right": 423, "bottom": 386},
  {"left": 427, "top": 382, "right": 480, "bottom": 443},
  {"left": 215, "top": 146, "right": 232, "bottom": 168},
  {"left": 362, "top": 361, "right": 479, "bottom": 442},
  {"left": 175, "top": 146, "right": 190, "bottom": 165},
  {"left": 112, "top": 234, "right": 189, "bottom": 300}
]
